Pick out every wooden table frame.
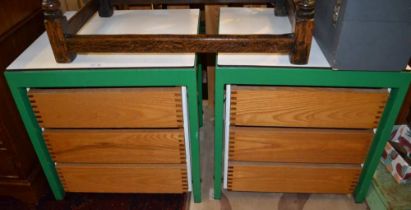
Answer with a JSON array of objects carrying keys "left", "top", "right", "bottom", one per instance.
[
  {"left": 5, "top": 66, "right": 203, "bottom": 202},
  {"left": 42, "top": 0, "right": 316, "bottom": 64},
  {"left": 213, "top": 66, "right": 411, "bottom": 202}
]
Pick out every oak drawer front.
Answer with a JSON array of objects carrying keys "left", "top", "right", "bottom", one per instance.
[
  {"left": 230, "top": 86, "right": 388, "bottom": 129},
  {"left": 0, "top": 150, "right": 19, "bottom": 178},
  {"left": 229, "top": 127, "right": 372, "bottom": 164},
  {"left": 28, "top": 87, "right": 183, "bottom": 128},
  {"left": 57, "top": 164, "right": 188, "bottom": 193},
  {"left": 227, "top": 163, "right": 360, "bottom": 193},
  {"left": 44, "top": 129, "right": 186, "bottom": 164}
]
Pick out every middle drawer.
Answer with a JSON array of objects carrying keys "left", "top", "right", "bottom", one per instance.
[
  {"left": 229, "top": 127, "right": 373, "bottom": 164},
  {"left": 44, "top": 129, "right": 186, "bottom": 164}
]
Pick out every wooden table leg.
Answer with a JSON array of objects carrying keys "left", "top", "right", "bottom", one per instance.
[{"left": 205, "top": 5, "right": 226, "bottom": 108}]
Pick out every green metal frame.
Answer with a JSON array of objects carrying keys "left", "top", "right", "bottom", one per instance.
[
  {"left": 197, "top": 63, "right": 204, "bottom": 127},
  {"left": 5, "top": 67, "right": 203, "bottom": 203},
  {"left": 213, "top": 66, "right": 411, "bottom": 202}
]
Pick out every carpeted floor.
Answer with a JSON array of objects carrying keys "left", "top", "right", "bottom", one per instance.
[{"left": 0, "top": 193, "right": 189, "bottom": 210}]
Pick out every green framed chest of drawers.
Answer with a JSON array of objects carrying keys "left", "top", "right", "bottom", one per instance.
[
  {"left": 5, "top": 9, "right": 203, "bottom": 203},
  {"left": 214, "top": 7, "right": 411, "bottom": 203}
]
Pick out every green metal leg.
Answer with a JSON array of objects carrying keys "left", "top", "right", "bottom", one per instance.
[
  {"left": 187, "top": 73, "right": 202, "bottom": 203},
  {"left": 7, "top": 86, "right": 65, "bottom": 200},
  {"left": 354, "top": 86, "right": 409, "bottom": 202},
  {"left": 197, "top": 64, "right": 203, "bottom": 127},
  {"left": 213, "top": 75, "right": 224, "bottom": 200}
]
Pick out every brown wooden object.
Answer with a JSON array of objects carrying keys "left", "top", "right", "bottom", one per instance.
[
  {"left": 230, "top": 86, "right": 389, "bottom": 129},
  {"left": 42, "top": 0, "right": 316, "bottom": 64},
  {"left": 205, "top": 4, "right": 227, "bottom": 107},
  {"left": 0, "top": 150, "right": 20, "bottom": 178},
  {"left": 28, "top": 87, "right": 183, "bottom": 128},
  {"left": 227, "top": 162, "right": 361, "bottom": 193},
  {"left": 42, "top": 0, "right": 77, "bottom": 62},
  {"left": 288, "top": 0, "right": 315, "bottom": 64},
  {"left": 44, "top": 129, "right": 186, "bottom": 164},
  {"left": 57, "top": 163, "right": 188, "bottom": 193},
  {"left": 66, "top": 34, "right": 294, "bottom": 53},
  {"left": 229, "top": 127, "right": 372, "bottom": 164},
  {"left": 0, "top": 0, "right": 48, "bottom": 205},
  {"left": 167, "top": 5, "right": 191, "bottom": 9},
  {"left": 67, "top": 0, "right": 98, "bottom": 34}
]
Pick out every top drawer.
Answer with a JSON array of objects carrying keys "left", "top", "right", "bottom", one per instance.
[
  {"left": 28, "top": 87, "right": 183, "bottom": 128},
  {"left": 230, "top": 86, "right": 389, "bottom": 129}
]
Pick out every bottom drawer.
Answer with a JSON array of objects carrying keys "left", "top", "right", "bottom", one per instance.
[
  {"left": 57, "top": 164, "right": 188, "bottom": 193},
  {"left": 229, "top": 127, "right": 372, "bottom": 164},
  {"left": 227, "top": 162, "right": 361, "bottom": 193}
]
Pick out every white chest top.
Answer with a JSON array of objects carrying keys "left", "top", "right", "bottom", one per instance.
[
  {"left": 217, "top": 7, "right": 330, "bottom": 68},
  {"left": 8, "top": 9, "right": 199, "bottom": 70}
]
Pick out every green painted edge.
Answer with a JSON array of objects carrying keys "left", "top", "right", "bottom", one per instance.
[
  {"left": 197, "top": 63, "right": 203, "bottom": 127},
  {"left": 186, "top": 72, "right": 202, "bottom": 202},
  {"left": 354, "top": 86, "right": 409, "bottom": 202},
  {"left": 7, "top": 85, "right": 65, "bottom": 200},
  {"left": 5, "top": 68, "right": 195, "bottom": 87},
  {"left": 217, "top": 67, "right": 409, "bottom": 88},
  {"left": 213, "top": 69, "right": 225, "bottom": 200}
]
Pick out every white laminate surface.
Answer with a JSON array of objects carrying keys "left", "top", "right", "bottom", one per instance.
[
  {"left": 217, "top": 8, "right": 331, "bottom": 68},
  {"left": 8, "top": 9, "right": 199, "bottom": 70}
]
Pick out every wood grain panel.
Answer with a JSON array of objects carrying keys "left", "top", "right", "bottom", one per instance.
[
  {"left": 67, "top": 34, "right": 293, "bottom": 53},
  {"left": 231, "top": 86, "right": 389, "bottom": 128},
  {"left": 229, "top": 127, "right": 373, "bottom": 164},
  {"left": 167, "top": 5, "right": 190, "bottom": 9},
  {"left": 0, "top": 9, "right": 45, "bottom": 176},
  {"left": 0, "top": 150, "right": 18, "bottom": 178},
  {"left": 0, "top": 0, "right": 48, "bottom": 203},
  {"left": 61, "top": 0, "right": 85, "bottom": 11},
  {"left": 205, "top": 4, "right": 227, "bottom": 107},
  {"left": 227, "top": 162, "right": 361, "bottom": 193},
  {"left": 43, "top": 0, "right": 77, "bottom": 63},
  {"left": 28, "top": 87, "right": 183, "bottom": 128},
  {"left": 0, "top": 0, "right": 41, "bottom": 35},
  {"left": 125, "top": 5, "right": 152, "bottom": 10},
  {"left": 67, "top": 0, "right": 98, "bottom": 34},
  {"left": 57, "top": 164, "right": 188, "bottom": 193},
  {"left": 44, "top": 129, "right": 186, "bottom": 164},
  {"left": 243, "top": 4, "right": 267, "bottom": 7}
]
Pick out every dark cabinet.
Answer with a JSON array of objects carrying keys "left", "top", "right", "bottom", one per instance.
[{"left": 0, "top": 0, "right": 48, "bottom": 205}]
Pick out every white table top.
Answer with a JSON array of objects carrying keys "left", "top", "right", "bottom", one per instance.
[
  {"left": 217, "top": 8, "right": 331, "bottom": 68},
  {"left": 8, "top": 9, "right": 199, "bottom": 70}
]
